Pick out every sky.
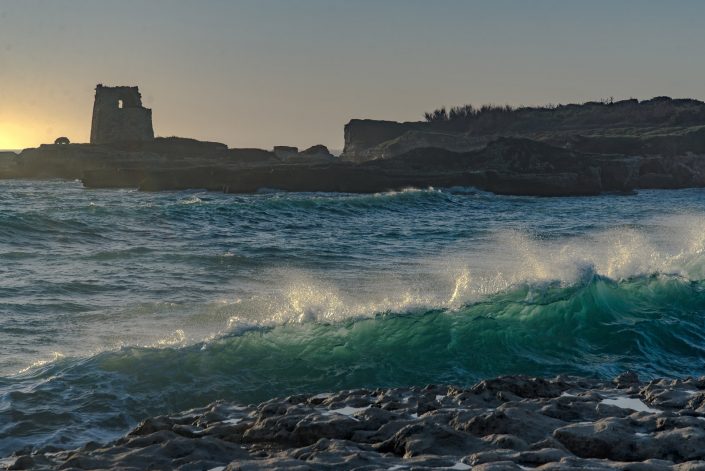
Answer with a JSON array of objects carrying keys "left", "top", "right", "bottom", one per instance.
[{"left": 0, "top": 0, "right": 704, "bottom": 150}]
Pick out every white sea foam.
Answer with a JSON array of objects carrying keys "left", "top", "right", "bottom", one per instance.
[
  {"left": 446, "top": 463, "right": 472, "bottom": 470},
  {"left": 17, "top": 352, "right": 64, "bottom": 374},
  {"left": 600, "top": 397, "right": 661, "bottom": 413},
  {"left": 322, "top": 405, "right": 370, "bottom": 421},
  {"left": 215, "top": 213, "right": 705, "bottom": 331},
  {"left": 180, "top": 195, "right": 203, "bottom": 205},
  {"left": 155, "top": 329, "right": 187, "bottom": 347},
  {"left": 311, "top": 392, "right": 333, "bottom": 400},
  {"left": 372, "top": 186, "right": 439, "bottom": 198}
]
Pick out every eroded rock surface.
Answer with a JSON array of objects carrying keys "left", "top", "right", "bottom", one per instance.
[{"left": 10, "top": 374, "right": 705, "bottom": 470}]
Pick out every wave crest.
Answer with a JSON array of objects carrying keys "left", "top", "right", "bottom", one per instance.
[{"left": 5, "top": 272, "right": 705, "bottom": 455}]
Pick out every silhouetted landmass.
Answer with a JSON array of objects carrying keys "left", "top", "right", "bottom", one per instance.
[
  {"left": 342, "top": 97, "right": 705, "bottom": 162},
  {"left": 422, "top": 97, "right": 705, "bottom": 129},
  {"left": 3, "top": 89, "right": 705, "bottom": 196}
]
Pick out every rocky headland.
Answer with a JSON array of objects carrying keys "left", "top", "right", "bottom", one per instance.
[
  {"left": 3, "top": 96, "right": 705, "bottom": 196},
  {"left": 10, "top": 373, "right": 705, "bottom": 470}
]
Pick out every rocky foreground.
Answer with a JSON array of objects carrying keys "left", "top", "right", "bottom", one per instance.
[{"left": 10, "top": 374, "right": 705, "bottom": 470}]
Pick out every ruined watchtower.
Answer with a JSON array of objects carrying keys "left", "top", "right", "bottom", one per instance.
[{"left": 90, "top": 84, "right": 154, "bottom": 144}]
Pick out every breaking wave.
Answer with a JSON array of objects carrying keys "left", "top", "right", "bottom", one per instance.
[{"left": 3, "top": 271, "right": 705, "bottom": 454}]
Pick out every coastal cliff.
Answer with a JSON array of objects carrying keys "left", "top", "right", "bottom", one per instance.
[
  {"left": 2, "top": 97, "right": 705, "bottom": 196},
  {"left": 338, "top": 97, "right": 705, "bottom": 194},
  {"left": 341, "top": 97, "right": 705, "bottom": 162}
]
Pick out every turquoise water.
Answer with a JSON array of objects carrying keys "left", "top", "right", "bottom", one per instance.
[{"left": 2, "top": 180, "right": 705, "bottom": 455}]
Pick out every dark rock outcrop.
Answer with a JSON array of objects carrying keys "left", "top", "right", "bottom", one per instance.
[
  {"left": 0, "top": 152, "right": 20, "bottom": 178},
  {"left": 341, "top": 98, "right": 705, "bottom": 163},
  {"left": 342, "top": 119, "right": 424, "bottom": 162},
  {"left": 0, "top": 137, "right": 656, "bottom": 196},
  {"left": 0, "top": 132, "right": 694, "bottom": 196},
  {"left": 300, "top": 144, "right": 335, "bottom": 160},
  {"left": 15, "top": 374, "right": 705, "bottom": 470},
  {"left": 336, "top": 97, "right": 705, "bottom": 195},
  {"left": 273, "top": 146, "right": 299, "bottom": 160}
]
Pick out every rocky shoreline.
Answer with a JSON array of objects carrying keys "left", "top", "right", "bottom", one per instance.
[{"left": 10, "top": 373, "right": 705, "bottom": 470}]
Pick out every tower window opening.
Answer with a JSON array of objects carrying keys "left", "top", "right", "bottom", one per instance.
[{"left": 118, "top": 99, "right": 123, "bottom": 109}]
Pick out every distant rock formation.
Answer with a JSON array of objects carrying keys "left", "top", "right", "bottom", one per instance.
[
  {"left": 0, "top": 151, "right": 19, "bottom": 178},
  {"left": 272, "top": 145, "right": 336, "bottom": 161},
  {"left": 90, "top": 84, "right": 154, "bottom": 144},
  {"left": 273, "top": 146, "right": 299, "bottom": 160},
  {"left": 342, "top": 119, "right": 422, "bottom": 163},
  {"left": 300, "top": 144, "right": 335, "bottom": 159},
  {"left": 341, "top": 97, "right": 705, "bottom": 163}
]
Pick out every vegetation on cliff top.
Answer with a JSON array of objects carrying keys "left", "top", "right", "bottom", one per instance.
[{"left": 423, "top": 97, "right": 705, "bottom": 134}]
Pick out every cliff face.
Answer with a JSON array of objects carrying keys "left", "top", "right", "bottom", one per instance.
[
  {"left": 342, "top": 119, "right": 425, "bottom": 162},
  {"left": 343, "top": 123, "right": 490, "bottom": 162},
  {"left": 334, "top": 97, "right": 705, "bottom": 194},
  {"left": 341, "top": 97, "right": 705, "bottom": 163}
]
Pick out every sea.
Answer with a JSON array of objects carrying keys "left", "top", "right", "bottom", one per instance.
[{"left": 2, "top": 179, "right": 705, "bottom": 456}]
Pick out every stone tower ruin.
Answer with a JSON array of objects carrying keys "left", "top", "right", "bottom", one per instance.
[{"left": 90, "top": 84, "right": 154, "bottom": 144}]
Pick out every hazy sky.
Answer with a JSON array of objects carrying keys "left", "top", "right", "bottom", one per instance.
[{"left": 1, "top": 0, "right": 704, "bottom": 150}]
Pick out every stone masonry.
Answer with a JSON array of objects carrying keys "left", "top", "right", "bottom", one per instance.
[{"left": 90, "top": 84, "right": 154, "bottom": 144}]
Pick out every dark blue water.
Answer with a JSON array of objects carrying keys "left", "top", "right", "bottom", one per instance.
[{"left": 2, "top": 179, "right": 705, "bottom": 456}]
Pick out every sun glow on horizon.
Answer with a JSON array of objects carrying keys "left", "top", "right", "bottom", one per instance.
[
  {"left": 0, "top": 117, "right": 84, "bottom": 150},
  {"left": 0, "top": 118, "right": 39, "bottom": 149},
  {"left": 0, "top": 129, "right": 31, "bottom": 150}
]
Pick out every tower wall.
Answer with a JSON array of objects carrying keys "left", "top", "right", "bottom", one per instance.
[{"left": 90, "top": 85, "right": 154, "bottom": 144}]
